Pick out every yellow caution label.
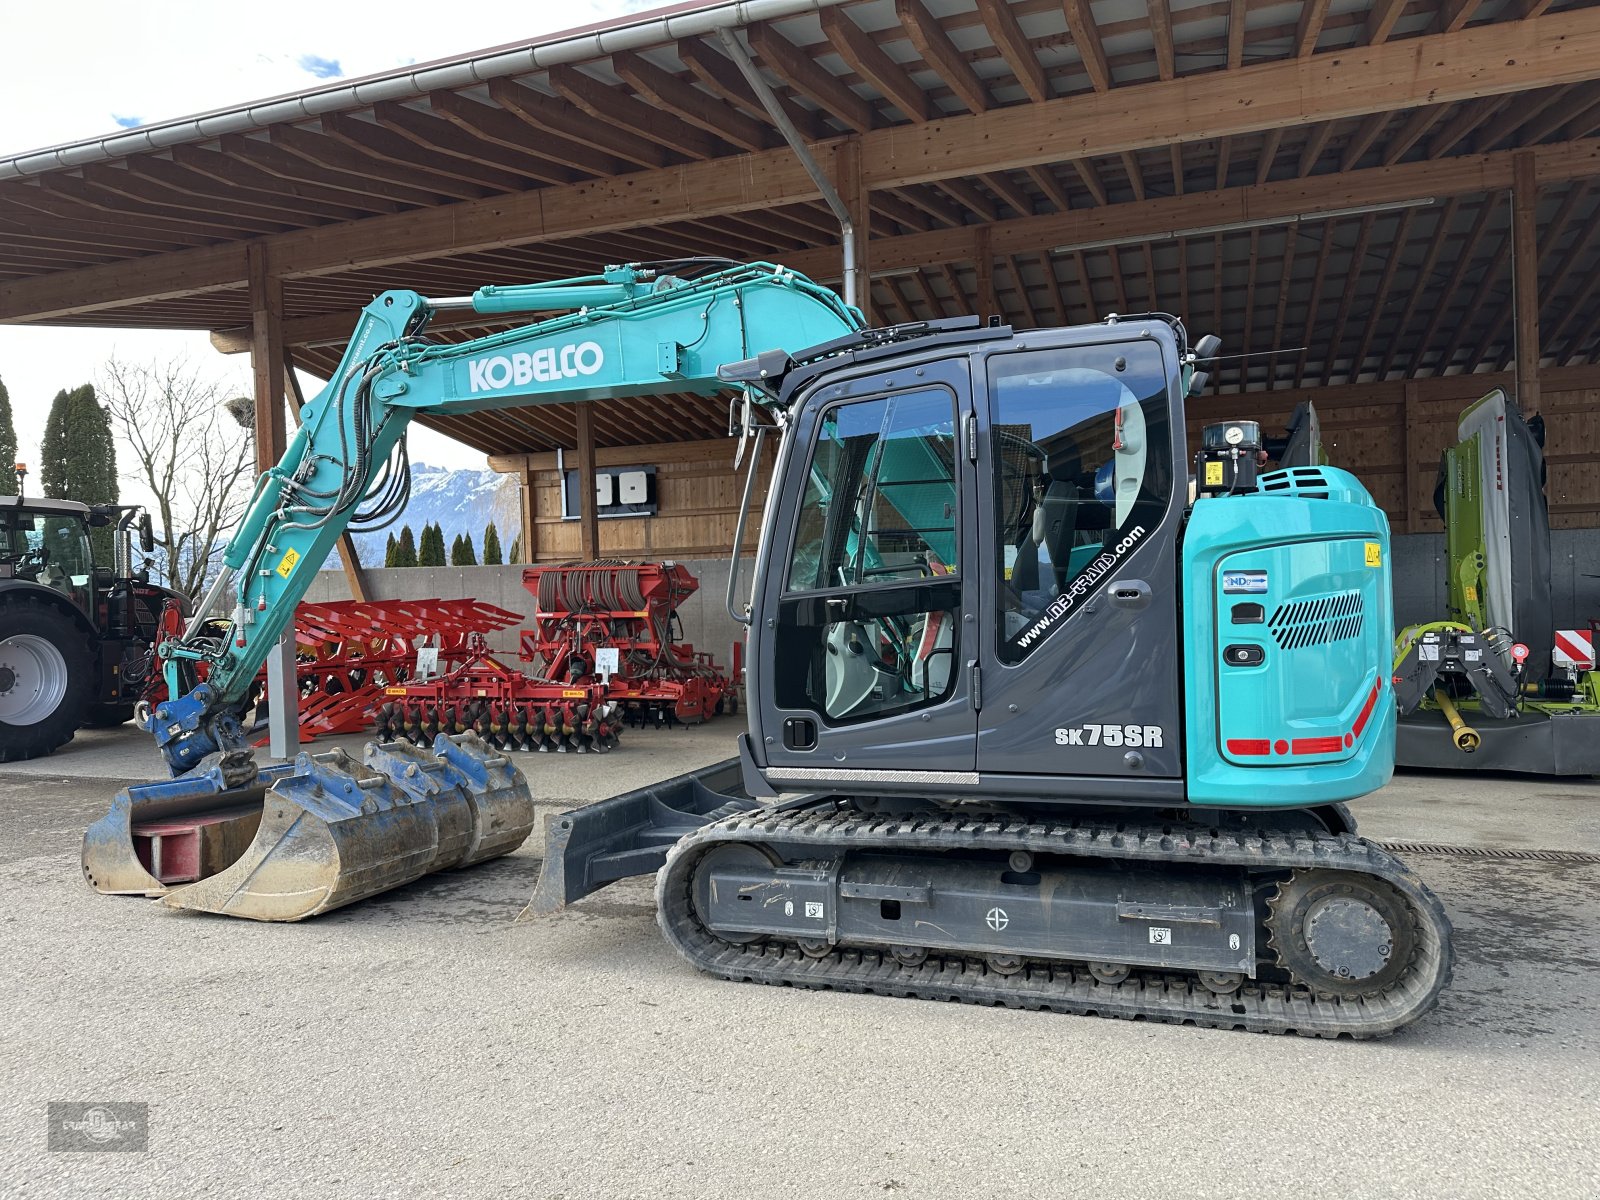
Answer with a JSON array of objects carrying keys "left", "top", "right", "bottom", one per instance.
[
  {"left": 1364, "top": 542, "right": 1382, "bottom": 567},
  {"left": 276, "top": 547, "right": 301, "bottom": 579},
  {"left": 1205, "top": 460, "right": 1224, "bottom": 487},
  {"left": 384, "top": 686, "right": 407, "bottom": 696},
  {"left": 1464, "top": 585, "right": 1477, "bottom": 603},
  {"left": 562, "top": 689, "right": 587, "bottom": 698}
]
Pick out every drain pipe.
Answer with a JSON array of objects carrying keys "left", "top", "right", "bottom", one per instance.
[{"left": 715, "top": 27, "right": 858, "bottom": 312}]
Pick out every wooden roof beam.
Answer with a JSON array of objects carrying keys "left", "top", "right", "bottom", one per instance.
[
  {"left": 1296, "top": 0, "right": 1332, "bottom": 57},
  {"left": 1028, "top": 165, "right": 1076, "bottom": 213},
  {"left": 1433, "top": 1, "right": 1484, "bottom": 36},
  {"left": 1473, "top": 87, "right": 1574, "bottom": 153},
  {"left": 1379, "top": 198, "right": 1462, "bottom": 379},
  {"left": 281, "top": 121, "right": 490, "bottom": 200},
  {"left": 1150, "top": 3, "right": 1176, "bottom": 81},
  {"left": 547, "top": 65, "right": 724, "bottom": 159},
  {"left": 487, "top": 78, "right": 671, "bottom": 170},
  {"left": 1255, "top": 129, "right": 1283, "bottom": 184},
  {"left": 1122, "top": 151, "right": 1147, "bottom": 200},
  {"left": 1062, "top": 0, "right": 1111, "bottom": 93},
  {"left": 119, "top": 156, "right": 357, "bottom": 225},
  {"left": 168, "top": 144, "right": 399, "bottom": 217},
  {"left": 746, "top": 24, "right": 876, "bottom": 133},
  {"left": 975, "top": 0, "right": 1049, "bottom": 103},
  {"left": 1380, "top": 105, "right": 1448, "bottom": 165},
  {"left": 427, "top": 90, "right": 624, "bottom": 179},
  {"left": 675, "top": 37, "right": 828, "bottom": 143},
  {"left": 58, "top": 167, "right": 287, "bottom": 235},
  {"left": 220, "top": 132, "right": 443, "bottom": 208},
  {"left": 610, "top": 52, "right": 774, "bottom": 154},
  {"left": 1518, "top": 85, "right": 1600, "bottom": 146},
  {"left": 1412, "top": 198, "right": 1501, "bottom": 374},
  {"left": 1267, "top": 221, "right": 1299, "bottom": 387},
  {"left": 13, "top": 11, "right": 1600, "bottom": 320},
  {"left": 1365, "top": 0, "right": 1409, "bottom": 47},
  {"left": 0, "top": 183, "right": 244, "bottom": 247},
  {"left": 1350, "top": 208, "right": 1420, "bottom": 379},
  {"left": 897, "top": 0, "right": 991, "bottom": 115},
  {"left": 821, "top": 8, "right": 932, "bottom": 123},
  {"left": 1320, "top": 213, "right": 1378, "bottom": 385},
  {"left": 1227, "top": 0, "right": 1247, "bottom": 69},
  {"left": 372, "top": 100, "right": 578, "bottom": 186},
  {"left": 1339, "top": 114, "right": 1390, "bottom": 172}
]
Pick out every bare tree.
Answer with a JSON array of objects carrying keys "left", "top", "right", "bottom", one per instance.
[{"left": 98, "top": 357, "right": 256, "bottom": 598}]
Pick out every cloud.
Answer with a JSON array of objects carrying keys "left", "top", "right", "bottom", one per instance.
[
  {"left": 111, "top": 114, "right": 141, "bottom": 129},
  {"left": 296, "top": 53, "right": 343, "bottom": 78}
]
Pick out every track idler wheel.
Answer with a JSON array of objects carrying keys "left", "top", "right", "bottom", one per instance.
[
  {"left": 1266, "top": 869, "right": 1418, "bottom": 997},
  {"left": 1088, "top": 962, "right": 1131, "bottom": 985},
  {"left": 890, "top": 946, "right": 928, "bottom": 967}
]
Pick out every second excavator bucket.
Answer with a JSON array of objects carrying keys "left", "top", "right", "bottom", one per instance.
[{"left": 83, "top": 733, "right": 534, "bottom": 922}]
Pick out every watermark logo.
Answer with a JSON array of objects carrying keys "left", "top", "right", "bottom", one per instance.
[{"left": 47, "top": 1102, "right": 148, "bottom": 1152}]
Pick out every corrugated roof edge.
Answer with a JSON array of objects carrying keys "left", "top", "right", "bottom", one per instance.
[{"left": 0, "top": 0, "right": 849, "bottom": 180}]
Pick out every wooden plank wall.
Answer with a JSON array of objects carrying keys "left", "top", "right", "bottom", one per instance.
[
  {"left": 490, "top": 365, "right": 1600, "bottom": 563},
  {"left": 1190, "top": 364, "right": 1600, "bottom": 532},
  {"left": 497, "top": 437, "right": 777, "bottom": 562}
]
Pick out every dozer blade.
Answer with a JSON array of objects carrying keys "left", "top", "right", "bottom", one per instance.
[
  {"left": 82, "top": 751, "right": 298, "bottom": 896},
  {"left": 529, "top": 757, "right": 758, "bottom": 913},
  {"left": 84, "top": 733, "right": 534, "bottom": 922}
]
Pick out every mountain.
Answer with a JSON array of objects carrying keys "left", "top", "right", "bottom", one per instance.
[{"left": 341, "top": 463, "right": 521, "bottom": 565}]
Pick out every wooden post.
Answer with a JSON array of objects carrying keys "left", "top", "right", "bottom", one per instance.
[
  {"left": 283, "top": 355, "right": 369, "bottom": 601},
  {"left": 1511, "top": 149, "right": 1541, "bottom": 414},
  {"left": 519, "top": 466, "right": 538, "bottom": 564},
  {"left": 836, "top": 136, "right": 872, "bottom": 325},
  {"left": 247, "top": 243, "right": 299, "bottom": 760},
  {"left": 574, "top": 402, "right": 600, "bottom": 560},
  {"left": 975, "top": 227, "right": 999, "bottom": 321}
]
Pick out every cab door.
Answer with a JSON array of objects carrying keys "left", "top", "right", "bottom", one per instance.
[
  {"left": 753, "top": 358, "right": 979, "bottom": 783},
  {"left": 974, "top": 334, "right": 1187, "bottom": 784}
]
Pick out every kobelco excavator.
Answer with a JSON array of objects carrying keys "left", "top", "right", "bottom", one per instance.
[{"left": 83, "top": 260, "right": 1452, "bottom": 1037}]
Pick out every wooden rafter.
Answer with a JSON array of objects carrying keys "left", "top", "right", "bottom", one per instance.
[
  {"left": 1434, "top": 1, "right": 1483, "bottom": 36},
  {"left": 821, "top": 8, "right": 932, "bottom": 123},
  {"left": 610, "top": 52, "right": 773, "bottom": 154},
  {"left": 1293, "top": 218, "right": 1339, "bottom": 387},
  {"left": 365, "top": 105, "right": 567, "bottom": 187},
  {"left": 896, "top": 0, "right": 990, "bottom": 115},
  {"left": 1150, "top": 3, "right": 1175, "bottom": 82},
  {"left": 1412, "top": 197, "right": 1501, "bottom": 374},
  {"left": 1350, "top": 208, "right": 1421, "bottom": 380},
  {"left": 1365, "top": 0, "right": 1409, "bottom": 46},
  {"left": 675, "top": 38, "right": 826, "bottom": 142},
  {"left": 1320, "top": 213, "right": 1378, "bottom": 385},
  {"left": 1376, "top": 199, "right": 1460, "bottom": 378},
  {"left": 547, "top": 65, "right": 724, "bottom": 159},
  {"left": 1296, "top": 0, "right": 1332, "bottom": 57},
  {"left": 1381, "top": 106, "right": 1449, "bottom": 165},
  {"left": 1256, "top": 128, "right": 1283, "bottom": 184},
  {"left": 1267, "top": 221, "right": 1299, "bottom": 387},
  {"left": 12, "top": 12, "right": 1600, "bottom": 321},
  {"left": 1062, "top": 0, "right": 1111, "bottom": 93},
  {"left": 1227, "top": 0, "right": 1247, "bottom": 70},
  {"left": 746, "top": 23, "right": 875, "bottom": 133},
  {"left": 975, "top": 0, "right": 1048, "bottom": 103},
  {"left": 487, "top": 77, "right": 670, "bottom": 169}
]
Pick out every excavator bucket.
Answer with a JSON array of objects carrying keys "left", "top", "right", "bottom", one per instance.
[{"left": 82, "top": 733, "right": 534, "bottom": 922}]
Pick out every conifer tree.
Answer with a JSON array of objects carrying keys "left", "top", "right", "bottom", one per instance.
[
  {"left": 450, "top": 532, "right": 476, "bottom": 566},
  {"left": 41, "top": 384, "right": 118, "bottom": 560},
  {"left": 418, "top": 521, "right": 447, "bottom": 566},
  {"left": 481, "top": 521, "right": 503, "bottom": 565},
  {"left": 384, "top": 532, "right": 399, "bottom": 568},
  {"left": 509, "top": 534, "right": 523, "bottom": 563},
  {"left": 0, "top": 376, "right": 16, "bottom": 496},
  {"left": 394, "top": 524, "right": 418, "bottom": 568}
]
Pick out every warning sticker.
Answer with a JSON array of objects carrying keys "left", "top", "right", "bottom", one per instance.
[
  {"left": 275, "top": 547, "right": 301, "bottom": 579},
  {"left": 1364, "top": 542, "right": 1382, "bottom": 567},
  {"left": 1205, "top": 460, "right": 1224, "bottom": 486},
  {"left": 1149, "top": 927, "right": 1172, "bottom": 945}
]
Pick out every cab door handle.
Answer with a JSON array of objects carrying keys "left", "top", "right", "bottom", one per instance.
[{"left": 1109, "top": 579, "right": 1152, "bottom": 610}]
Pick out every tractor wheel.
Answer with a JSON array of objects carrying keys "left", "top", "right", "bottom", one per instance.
[
  {"left": 0, "top": 597, "right": 94, "bottom": 762},
  {"left": 84, "top": 702, "right": 137, "bottom": 728}
]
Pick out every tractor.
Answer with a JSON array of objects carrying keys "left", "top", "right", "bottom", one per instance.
[{"left": 0, "top": 467, "right": 182, "bottom": 761}]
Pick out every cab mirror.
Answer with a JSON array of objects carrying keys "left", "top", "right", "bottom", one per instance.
[{"left": 139, "top": 512, "right": 155, "bottom": 554}]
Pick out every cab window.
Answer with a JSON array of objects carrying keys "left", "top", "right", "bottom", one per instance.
[{"left": 989, "top": 343, "right": 1173, "bottom": 664}]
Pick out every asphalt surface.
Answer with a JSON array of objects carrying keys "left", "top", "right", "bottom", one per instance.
[{"left": 3, "top": 724, "right": 1598, "bottom": 1199}]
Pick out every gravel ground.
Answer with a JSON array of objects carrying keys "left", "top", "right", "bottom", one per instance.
[{"left": 3, "top": 725, "right": 1598, "bottom": 1199}]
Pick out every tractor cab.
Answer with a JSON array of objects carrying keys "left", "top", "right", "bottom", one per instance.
[{"left": 0, "top": 496, "right": 97, "bottom": 614}]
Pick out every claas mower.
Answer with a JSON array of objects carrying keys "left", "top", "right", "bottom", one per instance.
[{"left": 82, "top": 260, "right": 1452, "bottom": 1036}]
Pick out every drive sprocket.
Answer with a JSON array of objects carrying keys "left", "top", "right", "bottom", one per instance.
[{"left": 1265, "top": 868, "right": 1419, "bottom": 997}]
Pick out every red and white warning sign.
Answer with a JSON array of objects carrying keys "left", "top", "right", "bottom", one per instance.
[{"left": 1553, "top": 630, "right": 1595, "bottom": 670}]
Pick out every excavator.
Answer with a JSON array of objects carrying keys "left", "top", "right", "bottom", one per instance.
[{"left": 82, "top": 260, "right": 1452, "bottom": 1037}]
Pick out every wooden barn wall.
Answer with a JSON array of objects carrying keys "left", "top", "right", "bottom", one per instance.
[
  {"left": 1190, "top": 365, "right": 1600, "bottom": 532},
  {"left": 493, "top": 365, "right": 1600, "bottom": 564},
  {"left": 519, "top": 437, "right": 776, "bottom": 562}
]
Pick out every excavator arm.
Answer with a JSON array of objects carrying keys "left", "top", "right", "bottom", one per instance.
[{"left": 152, "top": 261, "right": 861, "bottom": 775}]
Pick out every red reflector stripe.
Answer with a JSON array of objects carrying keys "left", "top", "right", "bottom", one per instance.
[
  {"left": 1292, "top": 736, "right": 1345, "bottom": 755},
  {"left": 1226, "top": 739, "right": 1271, "bottom": 756},
  {"left": 1352, "top": 683, "right": 1381, "bottom": 737}
]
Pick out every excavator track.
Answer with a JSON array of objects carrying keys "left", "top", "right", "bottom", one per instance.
[{"left": 655, "top": 805, "right": 1453, "bottom": 1039}]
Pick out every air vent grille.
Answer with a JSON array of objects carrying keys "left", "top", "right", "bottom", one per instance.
[{"left": 1269, "top": 591, "right": 1364, "bottom": 650}]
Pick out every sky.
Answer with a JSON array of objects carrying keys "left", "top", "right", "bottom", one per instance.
[{"left": 0, "top": 0, "right": 653, "bottom": 480}]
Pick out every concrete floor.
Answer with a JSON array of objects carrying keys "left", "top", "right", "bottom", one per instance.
[{"left": 3, "top": 724, "right": 1598, "bottom": 1198}]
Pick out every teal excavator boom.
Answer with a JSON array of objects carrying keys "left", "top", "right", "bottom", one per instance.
[
  {"left": 83, "top": 262, "right": 861, "bottom": 918},
  {"left": 153, "top": 262, "right": 860, "bottom": 774}
]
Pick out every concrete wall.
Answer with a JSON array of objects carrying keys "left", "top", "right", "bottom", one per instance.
[
  {"left": 309, "top": 529, "right": 1600, "bottom": 658},
  {"left": 304, "top": 558, "right": 750, "bottom": 668}
]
